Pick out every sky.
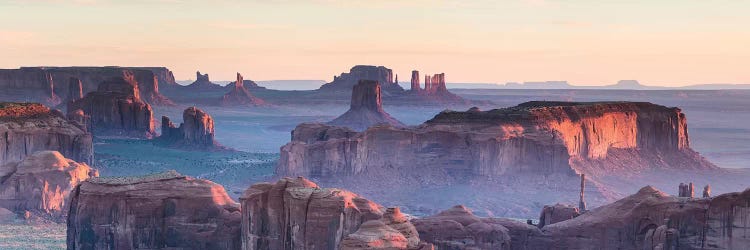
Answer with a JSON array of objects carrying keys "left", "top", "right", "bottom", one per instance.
[{"left": 1, "top": 0, "right": 748, "bottom": 86}]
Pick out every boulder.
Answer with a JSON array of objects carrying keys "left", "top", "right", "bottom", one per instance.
[
  {"left": 0, "top": 151, "right": 97, "bottom": 220},
  {"left": 537, "top": 203, "right": 579, "bottom": 228},
  {"left": 0, "top": 102, "right": 93, "bottom": 165},
  {"left": 66, "top": 170, "right": 241, "bottom": 250},
  {"left": 412, "top": 205, "right": 512, "bottom": 250},
  {"left": 327, "top": 80, "right": 405, "bottom": 131}
]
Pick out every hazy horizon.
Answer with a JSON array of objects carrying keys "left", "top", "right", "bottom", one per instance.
[{"left": 2, "top": 0, "right": 749, "bottom": 86}]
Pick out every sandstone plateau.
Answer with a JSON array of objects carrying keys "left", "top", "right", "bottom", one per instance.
[
  {"left": 68, "top": 71, "right": 156, "bottom": 138},
  {"left": 221, "top": 73, "right": 266, "bottom": 106},
  {"left": 0, "top": 66, "right": 174, "bottom": 106},
  {"left": 0, "top": 151, "right": 97, "bottom": 220},
  {"left": 240, "top": 177, "right": 431, "bottom": 250},
  {"left": 159, "top": 106, "right": 224, "bottom": 150},
  {"left": 279, "top": 101, "right": 715, "bottom": 181},
  {"left": 327, "top": 80, "right": 405, "bottom": 131},
  {"left": 66, "top": 170, "right": 241, "bottom": 250},
  {"left": 0, "top": 102, "right": 93, "bottom": 165}
]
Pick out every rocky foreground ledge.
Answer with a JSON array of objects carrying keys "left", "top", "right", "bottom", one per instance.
[
  {"left": 62, "top": 170, "right": 750, "bottom": 250},
  {"left": 0, "top": 102, "right": 93, "bottom": 165}
]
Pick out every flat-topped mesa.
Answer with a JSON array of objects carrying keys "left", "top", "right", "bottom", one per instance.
[
  {"left": 220, "top": 73, "right": 266, "bottom": 106},
  {"left": 278, "top": 101, "right": 714, "bottom": 180},
  {"left": 0, "top": 151, "right": 97, "bottom": 221},
  {"left": 319, "top": 65, "right": 405, "bottom": 95},
  {"left": 68, "top": 72, "right": 156, "bottom": 138},
  {"left": 159, "top": 107, "right": 223, "bottom": 150},
  {"left": 327, "top": 80, "right": 405, "bottom": 131},
  {"left": 0, "top": 103, "right": 93, "bottom": 165},
  {"left": 240, "top": 177, "right": 430, "bottom": 250},
  {"left": 0, "top": 66, "right": 174, "bottom": 105},
  {"left": 67, "top": 170, "right": 241, "bottom": 250}
]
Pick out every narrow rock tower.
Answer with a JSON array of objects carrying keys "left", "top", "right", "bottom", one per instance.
[
  {"left": 410, "top": 70, "right": 421, "bottom": 92},
  {"left": 579, "top": 174, "right": 587, "bottom": 212}
]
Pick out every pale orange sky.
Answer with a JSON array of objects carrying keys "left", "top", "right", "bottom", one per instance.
[{"left": 1, "top": 0, "right": 748, "bottom": 86}]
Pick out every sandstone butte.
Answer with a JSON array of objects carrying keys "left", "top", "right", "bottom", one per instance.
[
  {"left": 278, "top": 101, "right": 716, "bottom": 180},
  {"left": 0, "top": 151, "right": 97, "bottom": 221},
  {"left": 68, "top": 71, "right": 156, "bottom": 138},
  {"left": 327, "top": 79, "right": 405, "bottom": 131},
  {"left": 0, "top": 66, "right": 174, "bottom": 106},
  {"left": 0, "top": 102, "right": 93, "bottom": 165},
  {"left": 64, "top": 170, "right": 750, "bottom": 250},
  {"left": 319, "top": 65, "right": 405, "bottom": 96},
  {"left": 221, "top": 73, "right": 266, "bottom": 106},
  {"left": 159, "top": 106, "right": 226, "bottom": 150}
]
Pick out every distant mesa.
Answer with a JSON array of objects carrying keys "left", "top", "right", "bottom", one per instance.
[
  {"left": 186, "top": 71, "right": 223, "bottom": 90},
  {"left": 406, "top": 70, "right": 465, "bottom": 103},
  {"left": 0, "top": 66, "right": 174, "bottom": 106},
  {"left": 159, "top": 106, "right": 226, "bottom": 150},
  {"left": 0, "top": 102, "right": 93, "bottom": 165},
  {"left": 68, "top": 71, "right": 156, "bottom": 138},
  {"left": 0, "top": 151, "right": 97, "bottom": 222},
  {"left": 319, "top": 65, "right": 405, "bottom": 95},
  {"left": 327, "top": 79, "right": 405, "bottom": 131},
  {"left": 220, "top": 73, "right": 266, "bottom": 106}
]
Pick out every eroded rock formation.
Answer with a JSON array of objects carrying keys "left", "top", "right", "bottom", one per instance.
[
  {"left": 66, "top": 170, "right": 241, "bottom": 250},
  {"left": 0, "top": 103, "right": 93, "bottom": 165},
  {"left": 0, "top": 67, "right": 174, "bottom": 105},
  {"left": 402, "top": 70, "right": 465, "bottom": 104},
  {"left": 159, "top": 106, "right": 223, "bottom": 150},
  {"left": 239, "top": 177, "right": 430, "bottom": 250},
  {"left": 279, "top": 101, "right": 715, "bottom": 180},
  {"left": 413, "top": 205, "right": 512, "bottom": 250},
  {"left": 221, "top": 73, "right": 266, "bottom": 106},
  {"left": 537, "top": 204, "right": 579, "bottom": 228},
  {"left": 327, "top": 80, "right": 405, "bottom": 131},
  {"left": 68, "top": 72, "right": 156, "bottom": 138},
  {"left": 319, "top": 65, "right": 405, "bottom": 95},
  {"left": 187, "top": 71, "right": 223, "bottom": 90},
  {"left": 0, "top": 151, "right": 97, "bottom": 220}
]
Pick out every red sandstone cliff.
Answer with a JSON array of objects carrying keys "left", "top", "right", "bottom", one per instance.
[
  {"left": 278, "top": 101, "right": 715, "bottom": 180},
  {"left": 0, "top": 66, "right": 174, "bottom": 106},
  {"left": 66, "top": 170, "right": 241, "bottom": 250},
  {"left": 327, "top": 80, "right": 405, "bottom": 131},
  {"left": 0, "top": 151, "right": 97, "bottom": 221},
  {"left": 68, "top": 72, "right": 156, "bottom": 138},
  {"left": 0, "top": 103, "right": 93, "bottom": 165}
]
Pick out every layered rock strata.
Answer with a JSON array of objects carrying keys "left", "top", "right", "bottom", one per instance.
[
  {"left": 0, "top": 151, "right": 97, "bottom": 220},
  {"left": 221, "top": 73, "right": 266, "bottom": 106},
  {"left": 68, "top": 72, "right": 156, "bottom": 138},
  {"left": 239, "top": 177, "right": 429, "bottom": 250},
  {"left": 278, "top": 101, "right": 715, "bottom": 180},
  {"left": 327, "top": 80, "right": 405, "bottom": 131},
  {"left": 0, "top": 66, "right": 174, "bottom": 105},
  {"left": 159, "top": 106, "right": 222, "bottom": 149},
  {"left": 0, "top": 103, "right": 93, "bottom": 165},
  {"left": 66, "top": 170, "right": 241, "bottom": 250}
]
